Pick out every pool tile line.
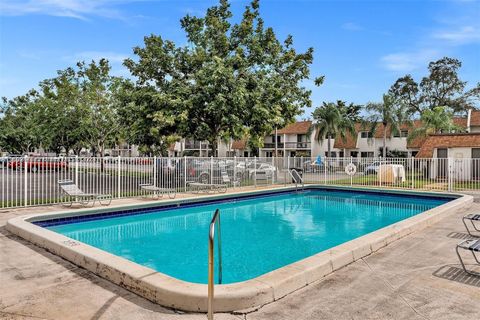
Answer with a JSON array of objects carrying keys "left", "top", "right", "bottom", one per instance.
[{"left": 33, "top": 187, "right": 457, "bottom": 227}]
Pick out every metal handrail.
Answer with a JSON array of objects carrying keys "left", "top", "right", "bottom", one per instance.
[
  {"left": 288, "top": 169, "right": 304, "bottom": 191},
  {"left": 208, "top": 209, "right": 222, "bottom": 320}
]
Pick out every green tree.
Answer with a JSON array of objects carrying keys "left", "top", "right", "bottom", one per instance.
[
  {"left": 310, "top": 101, "right": 361, "bottom": 158},
  {"left": 37, "top": 67, "right": 89, "bottom": 155},
  {"left": 124, "top": 0, "right": 317, "bottom": 155},
  {"left": 77, "top": 59, "right": 123, "bottom": 157},
  {"left": 407, "top": 106, "right": 464, "bottom": 143},
  {"left": 389, "top": 57, "right": 480, "bottom": 114},
  {"left": 0, "top": 91, "right": 43, "bottom": 154},
  {"left": 366, "top": 94, "right": 411, "bottom": 158}
]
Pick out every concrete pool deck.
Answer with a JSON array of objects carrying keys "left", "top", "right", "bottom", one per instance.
[{"left": 1, "top": 191, "right": 480, "bottom": 319}]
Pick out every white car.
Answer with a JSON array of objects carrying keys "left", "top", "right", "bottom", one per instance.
[{"left": 247, "top": 162, "right": 277, "bottom": 179}]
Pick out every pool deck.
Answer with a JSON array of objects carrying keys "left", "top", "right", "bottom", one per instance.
[{"left": 1, "top": 189, "right": 479, "bottom": 320}]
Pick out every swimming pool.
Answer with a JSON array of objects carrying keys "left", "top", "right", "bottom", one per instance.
[
  {"left": 41, "top": 189, "right": 448, "bottom": 284},
  {"left": 7, "top": 186, "right": 471, "bottom": 312}
]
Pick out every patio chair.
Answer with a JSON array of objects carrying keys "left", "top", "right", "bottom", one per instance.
[
  {"left": 311, "top": 155, "right": 322, "bottom": 172},
  {"left": 462, "top": 213, "right": 480, "bottom": 236},
  {"left": 221, "top": 170, "right": 240, "bottom": 187},
  {"left": 58, "top": 179, "right": 112, "bottom": 207},
  {"left": 139, "top": 183, "right": 176, "bottom": 199},
  {"left": 188, "top": 181, "right": 227, "bottom": 194},
  {"left": 456, "top": 239, "right": 480, "bottom": 275}
]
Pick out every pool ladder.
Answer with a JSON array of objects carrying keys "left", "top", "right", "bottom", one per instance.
[
  {"left": 288, "top": 169, "right": 305, "bottom": 192},
  {"left": 208, "top": 209, "right": 222, "bottom": 320}
]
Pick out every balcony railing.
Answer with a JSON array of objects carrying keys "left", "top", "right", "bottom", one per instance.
[{"left": 263, "top": 142, "right": 311, "bottom": 149}]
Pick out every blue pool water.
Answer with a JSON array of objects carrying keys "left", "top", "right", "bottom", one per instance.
[{"left": 44, "top": 189, "right": 450, "bottom": 284}]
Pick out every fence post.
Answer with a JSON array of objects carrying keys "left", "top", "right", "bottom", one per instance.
[
  {"left": 183, "top": 156, "right": 187, "bottom": 193},
  {"left": 210, "top": 156, "right": 213, "bottom": 184},
  {"left": 24, "top": 155, "right": 28, "bottom": 207},
  {"left": 379, "top": 157, "right": 382, "bottom": 188},
  {"left": 153, "top": 156, "right": 157, "bottom": 187},
  {"left": 75, "top": 155, "right": 79, "bottom": 186},
  {"left": 286, "top": 156, "right": 289, "bottom": 186},
  {"left": 254, "top": 156, "right": 257, "bottom": 188},
  {"left": 350, "top": 156, "right": 353, "bottom": 187},
  {"left": 410, "top": 157, "right": 414, "bottom": 189},
  {"left": 324, "top": 157, "right": 327, "bottom": 185},
  {"left": 448, "top": 157, "right": 452, "bottom": 192},
  {"left": 272, "top": 156, "right": 275, "bottom": 185},
  {"left": 117, "top": 156, "right": 121, "bottom": 198},
  {"left": 234, "top": 156, "right": 237, "bottom": 189}
]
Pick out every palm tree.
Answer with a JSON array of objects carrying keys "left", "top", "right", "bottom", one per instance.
[
  {"left": 309, "top": 100, "right": 361, "bottom": 158},
  {"left": 366, "top": 94, "right": 410, "bottom": 158},
  {"left": 408, "top": 106, "right": 464, "bottom": 143}
]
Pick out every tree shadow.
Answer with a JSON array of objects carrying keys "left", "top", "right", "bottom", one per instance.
[{"left": 433, "top": 265, "right": 480, "bottom": 287}]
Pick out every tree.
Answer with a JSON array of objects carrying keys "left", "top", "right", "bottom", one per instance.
[
  {"left": 310, "top": 101, "right": 361, "bottom": 158},
  {"left": 389, "top": 57, "right": 480, "bottom": 114},
  {"left": 37, "top": 67, "right": 89, "bottom": 155},
  {"left": 0, "top": 91, "right": 43, "bottom": 154},
  {"left": 77, "top": 59, "right": 124, "bottom": 157},
  {"left": 124, "top": 0, "right": 317, "bottom": 155},
  {"left": 366, "top": 94, "right": 410, "bottom": 158},
  {"left": 407, "top": 106, "right": 464, "bottom": 143}
]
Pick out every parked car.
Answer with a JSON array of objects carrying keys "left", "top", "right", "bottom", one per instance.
[
  {"left": 364, "top": 161, "right": 389, "bottom": 175},
  {"left": 7, "top": 158, "right": 69, "bottom": 172},
  {"left": 155, "top": 158, "right": 242, "bottom": 187},
  {"left": 245, "top": 162, "right": 277, "bottom": 179},
  {"left": 0, "top": 154, "right": 22, "bottom": 167}
]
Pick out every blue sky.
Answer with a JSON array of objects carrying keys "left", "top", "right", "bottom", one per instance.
[{"left": 1, "top": 0, "right": 479, "bottom": 117}]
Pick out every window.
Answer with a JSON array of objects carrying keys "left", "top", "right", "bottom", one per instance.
[
  {"left": 393, "top": 130, "right": 409, "bottom": 138},
  {"left": 361, "top": 152, "right": 374, "bottom": 158},
  {"left": 325, "top": 151, "right": 336, "bottom": 157},
  {"left": 360, "top": 131, "right": 372, "bottom": 138},
  {"left": 270, "top": 135, "right": 281, "bottom": 143},
  {"left": 339, "top": 152, "right": 344, "bottom": 158},
  {"left": 297, "top": 134, "right": 308, "bottom": 142},
  {"left": 350, "top": 151, "right": 358, "bottom": 157}
]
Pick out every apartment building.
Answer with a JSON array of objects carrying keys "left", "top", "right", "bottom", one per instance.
[{"left": 168, "top": 110, "right": 480, "bottom": 159}]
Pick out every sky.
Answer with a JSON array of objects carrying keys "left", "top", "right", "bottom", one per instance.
[{"left": 0, "top": 0, "right": 479, "bottom": 117}]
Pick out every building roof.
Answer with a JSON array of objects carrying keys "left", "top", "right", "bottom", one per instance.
[
  {"left": 231, "top": 139, "right": 247, "bottom": 150},
  {"left": 471, "top": 110, "right": 480, "bottom": 127},
  {"left": 415, "top": 133, "right": 480, "bottom": 158},
  {"left": 333, "top": 124, "right": 362, "bottom": 149},
  {"left": 276, "top": 121, "right": 312, "bottom": 135}
]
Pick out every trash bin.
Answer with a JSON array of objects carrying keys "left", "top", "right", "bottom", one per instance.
[{"left": 290, "top": 168, "right": 303, "bottom": 183}]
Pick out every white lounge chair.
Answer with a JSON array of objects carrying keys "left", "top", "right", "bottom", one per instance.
[
  {"left": 58, "top": 179, "right": 112, "bottom": 207},
  {"left": 139, "top": 183, "right": 176, "bottom": 199},
  {"left": 188, "top": 182, "right": 227, "bottom": 194}
]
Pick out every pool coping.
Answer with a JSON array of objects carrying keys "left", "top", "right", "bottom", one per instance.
[{"left": 6, "top": 185, "right": 473, "bottom": 312}]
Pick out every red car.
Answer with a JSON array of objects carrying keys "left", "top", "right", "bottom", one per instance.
[{"left": 7, "top": 158, "right": 69, "bottom": 172}]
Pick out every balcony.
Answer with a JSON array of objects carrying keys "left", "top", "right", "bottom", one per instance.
[{"left": 263, "top": 142, "right": 311, "bottom": 149}]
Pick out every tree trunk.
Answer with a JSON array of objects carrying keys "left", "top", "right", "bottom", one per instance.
[{"left": 210, "top": 139, "right": 217, "bottom": 157}]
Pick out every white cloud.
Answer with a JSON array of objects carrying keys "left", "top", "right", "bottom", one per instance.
[
  {"left": 381, "top": 49, "right": 439, "bottom": 72},
  {"left": 341, "top": 22, "right": 363, "bottom": 31},
  {"left": 433, "top": 26, "right": 480, "bottom": 45},
  {"left": 0, "top": 0, "right": 145, "bottom": 20}
]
